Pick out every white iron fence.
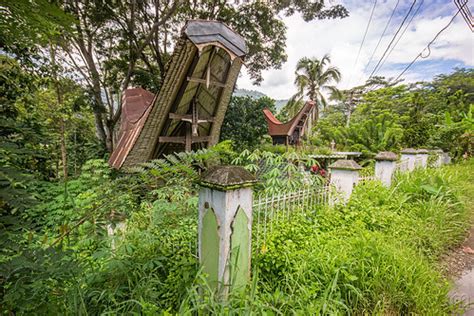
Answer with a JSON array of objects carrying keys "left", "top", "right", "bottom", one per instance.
[
  {"left": 358, "top": 175, "right": 376, "bottom": 184},
  {"left": 252, "top": 184, "right": 330, "bottom": 252}
]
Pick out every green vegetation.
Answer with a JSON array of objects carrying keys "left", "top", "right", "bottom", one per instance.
[
  {"left": 314, "top": 69, "right": 473, "bottom": 158},
  {"left": 255, "top": 162, "right": 473, "bottom": 314},
  {"left": 221, "top": 96, "right": 276, "bottom": 150},
  {"left": 1, "top": 1, "right": 473, "bottom": 314},
  {"left": 287, "top": 54, "right": 341, "bottom": 122},
  {"left": 2, "top": 145, "right": 473, "bottom": 313},
  {"left": 1, "top": 0, "right": 348, "bottom": 152}
]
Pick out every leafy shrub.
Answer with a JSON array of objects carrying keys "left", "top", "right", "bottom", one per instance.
[{"left": 251, "top": 162, "right": 472, "bottom": 314}]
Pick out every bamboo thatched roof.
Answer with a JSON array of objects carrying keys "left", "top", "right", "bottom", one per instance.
[{"left": 109, "top": 20, "right": 247, "bottom": 169}]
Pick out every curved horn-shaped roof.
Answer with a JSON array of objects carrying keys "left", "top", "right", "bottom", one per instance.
[
  {"left": 109, "top": 20, "right": 247, "bottom": 169},
  {"left": 184, "top": 20, "right": 247, "bottom": 59},
  {"left": 263, "top": 101, "right": 315, "bottom": 136}
]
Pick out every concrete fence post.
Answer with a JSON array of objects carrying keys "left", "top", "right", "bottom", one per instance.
[
  {"left": 374, "top": 151, "right": 398, "bottom": 187},
  {"left": 432, "top": 149, "right": 444, "bottom": 167},
  {"left": 198, "top": 166, "right": 257, "bottom": 298},
  {"left": 442, "top": 152, "right": 451, "bottom": 164},
  {"left": 329, "top": 159, "right": 362, "bottom": 203},
  {"left": 107, "top": 211, "right": 127, "bottom": 250},
  {"left": 400, "top": 148, "right": 418, "bottom": 172},
  {"left": 416, "top": 149, "right": 429, "bottom": 168}
]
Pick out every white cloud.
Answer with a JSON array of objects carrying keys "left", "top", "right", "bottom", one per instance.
[{"left": 237, "top": 0, "right": 474, "bottom": 99}]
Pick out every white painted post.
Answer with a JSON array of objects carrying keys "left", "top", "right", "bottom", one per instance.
[
  {"left": 416, "top": 149, "right": 429, "bottom": 168},
  {"left": 198, "top": 166, "right": 257, "bottom": 298},
  {"left": 329, "top": 159, "right": 362, "bottom": 203},
  {"left": 442, "top": 152, "right": 451, "bottom": 164},
  {"left": 374, "top": 151, "right": 398, "bottom": 187},
  {"left": 432, "top": 149, "right": 444, "bottom": 167},
  {"left": 107, "top": 212, "right": 127, "bottom": 250},
  {"left": 400, "top": 148, "right": 418, "bottom": 172}
]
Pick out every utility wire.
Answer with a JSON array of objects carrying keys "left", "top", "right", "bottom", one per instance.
[
  {"left": 358, "top": 0, "right": 401, "bottom": 84},
  {"left": 455, "top": 0, "right": 473, "bottom": 32},
  {"left": 376, "top": 0, "right": 424, "bottom": 74},
  {"left": 346, "top": 0, "right": 377, "bottom": 88},
  {"left": 368, "top": 0, "right": 418, "bottom": 79},
  {"left": 394, "top": 4, "right": 464, "bottom": 82}
]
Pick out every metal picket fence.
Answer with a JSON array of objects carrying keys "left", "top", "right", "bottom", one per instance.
[
  {"left": 358, "top": 175, "right": 376, "bottom": 184},
  {"left": 252, "top": 184, "right": 331, "bottom": 252}
]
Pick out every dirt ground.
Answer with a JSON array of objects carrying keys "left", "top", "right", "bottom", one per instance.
[
  {"left": 441, "top": 225, "right": 474, "bottom": 278},
  {"left": 442, "top": 224, "right": 474, "bottom": 314}
]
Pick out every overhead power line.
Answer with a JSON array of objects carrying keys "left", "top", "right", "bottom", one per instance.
[
  {"left": 368, "top": 0, "right": 418, "bottom": 79},
  {"left": 376, "top": 0, "right": 424, "bottom": 74},
  {"left": 346, "top": 0, "right": 377, "bottom": 88},
  {"left": 454, "top": 0, "right": 473, "bottom": 32},
  {"left": 394, "top": 4, "right": 465, "bottom": 82},
  {"left": 359, "top": 0, "right": 401, "bottom": 84}
]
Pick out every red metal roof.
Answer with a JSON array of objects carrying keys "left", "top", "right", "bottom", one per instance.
[
  {"left": 108, "top": 88, "right": 155, "bottom": 169},
  {"left": 263, "top": 101, "right": 315, "bottom": 136}
]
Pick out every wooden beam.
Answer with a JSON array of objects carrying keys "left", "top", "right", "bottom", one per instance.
[
  {"left": 159, "top": 136, "right": 185, "bottom": 144},
  {"left": 185, "top": 125, "right": 192, "bottom": 152},
  {"left": 191, "top": 136, "right": 211, "bottom": 143},
  {"left": 159, "top": 136, "right": 211, "bottom": 144},
  {"left": 169, "top": 113, "right": 192, "bottom": 120},
  {"left": 168, "top": 113, "right": 215, "bottom": 123},
  {"left": 187, "top": 76, "right": 227, "bottom": 88}
]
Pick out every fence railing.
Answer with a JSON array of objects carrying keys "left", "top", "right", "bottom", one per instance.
[
  {"left": 358, "top": 175, "right": 376, "bottom": 184},
  {"left": 252, "top": 184, "right": 330, "bottom": 252}
]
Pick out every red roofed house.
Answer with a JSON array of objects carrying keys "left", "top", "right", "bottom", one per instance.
[{"left": 263, "top": 101, "right": 315, "bottom": 146}]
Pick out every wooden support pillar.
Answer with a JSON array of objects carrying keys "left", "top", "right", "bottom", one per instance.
[{"left": 185, "top": 124, "right": 192, "bottom": 152}]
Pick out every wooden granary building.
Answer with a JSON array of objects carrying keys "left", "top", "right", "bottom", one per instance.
[
  {"left": 263, "top": 101, "right": 315, "bottom": 146},
  {"left": 109, "top": 20, "right": 247, "bottom": 169}
]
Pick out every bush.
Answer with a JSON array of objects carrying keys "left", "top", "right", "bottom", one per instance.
[{"left": 251, "top": 162, "right": 472, "bottom": 314}]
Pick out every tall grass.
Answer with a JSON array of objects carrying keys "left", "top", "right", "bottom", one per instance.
[
  {"left": 52, "top": 161, "right": 474, "bottom": 314},
  {"left": 245, "top": 161, "right": 473, "bottom": 314}
]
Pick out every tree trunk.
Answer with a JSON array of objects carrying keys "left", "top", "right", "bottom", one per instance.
[
  {"left": 60, "top": 118, "right": 68, "bottom": 180},
  {"left": 71, "top": 33, "right": 110, "bottom": 151},
  {"left": 313, "top": 105, "right": 319, "bottom": 124},
  {"left": 50, "top": 41, "right": 68, "bottom": 180}
]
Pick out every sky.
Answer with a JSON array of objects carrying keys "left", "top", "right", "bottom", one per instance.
[{"left": 236, "top": 0, "right": 474, "bottom": 100}]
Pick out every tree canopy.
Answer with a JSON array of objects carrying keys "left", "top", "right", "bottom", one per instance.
[
  {"left": 313, "top": 68, "right": 474, "bottom": 157},
  {"left": 1, "top": 0, "right": 349, "bottom": 152}
]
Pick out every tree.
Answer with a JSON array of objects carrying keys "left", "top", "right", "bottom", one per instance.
[
  {"left": 221, "top": 96, "right": 276, "bottom": 149},
  {"left": 292, "top": 54, "right": 341, "bottom": 126},
  {"left": 278, "top": 98, "right": 305, "bottom": 122},
  {"left": 335, "top": 76, "right": 401, "bottom": 127},
  {"left": 2, "top": 0, "right": 348, "bottom": 152},
  {"left": 335, "top": 112, "right": 404, "bottom": 154},
  {"left": 0, "top": 0, "right": 75, "bottom": 67}
]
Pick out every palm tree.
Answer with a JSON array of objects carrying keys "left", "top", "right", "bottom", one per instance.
[{"left": 291, "top": 54, "right": 342, "bottom": 126}]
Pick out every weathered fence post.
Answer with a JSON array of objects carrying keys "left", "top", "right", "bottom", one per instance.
[
  {"left": 374, "top": 151, "right": 398, "bottom": 187},
  {"left": 329, "top": 159, "right": 362, "bottom": 202},
  {"left": 400, "top": 148, "right": 418, "bottom": 172},
  {"left": 107, "top": 212, "right": 127, "bottom": 250},
  {"left": 416, "top": 149, "right": 429, "bottom": 168},
  {"left": 432, "top": 149, "right": 444, "bottom": 167},
  {"left": 198, "top": 166, "right": 257, "bottom": 298},
  {"left": 442, "top": 152, "right": 451, "bottom": 164}
]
